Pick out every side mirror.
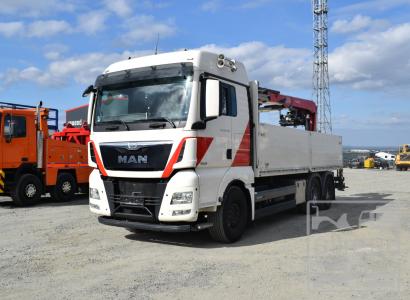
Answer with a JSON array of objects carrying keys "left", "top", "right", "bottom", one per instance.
[
  {"left": 82, "top": 85, "right": 95, "bottom": 97},
  {"left": 205, "top": 79, "right": 220, "bottom": 119},
  {"left": 87, "top": 92, "right": 95, "bottom": 126},
  {"left": 4, "top": 121, "right": 13, "bottom": 143}
]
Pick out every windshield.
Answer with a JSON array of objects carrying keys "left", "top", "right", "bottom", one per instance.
[
  {"left": 93, "top": 64, "right": 193, "bottom": 131},
  {"left": 94, "top": 77, "right": 192, "bottom": 128}
]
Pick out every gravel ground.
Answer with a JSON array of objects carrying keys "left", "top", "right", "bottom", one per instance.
[{"left": 0, "top": 168, "right": 409, "bottom": 300}]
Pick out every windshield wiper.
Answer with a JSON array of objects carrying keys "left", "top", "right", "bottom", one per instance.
[
  {"left": 97, "top": 120, "right": 130, "bottom": 131},
  {"left": 147, "top": 117, "right": 176, "bottom": 129}
]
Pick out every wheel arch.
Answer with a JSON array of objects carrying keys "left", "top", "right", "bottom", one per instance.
[
  {"left": 15, "top": 163, "right": 41, "bottom": 178},
  {"left": 57, "top": 168, "right": 77, "bottom": 178},
  {"left": 218, "top": 167, "right": 255, "bottom": 221}
]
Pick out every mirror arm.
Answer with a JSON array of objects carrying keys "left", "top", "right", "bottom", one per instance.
[
  {"left": 82, "top": 85, "right": 96, "bottom": 97},
  {"left": 191, "top": 116, "right": 217, "bottom": 130}
]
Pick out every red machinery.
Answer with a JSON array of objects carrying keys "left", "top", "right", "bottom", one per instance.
[
  {"left": 258, "top": 88, "right": 317, "bottom": 131},
  {"left": 52, "top": 122, "right": 90, "bottom": 145}
]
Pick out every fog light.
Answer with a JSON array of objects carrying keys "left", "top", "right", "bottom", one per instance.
[
  {"left": 90, "top": 203, "right": 100, "bottom": 210},
  {"left": 172, "top": 209, "right": 191, "bottom": 216},
  {"left": 90, "top": 188, "right": 100, "bottom": 200},
  {"left": 171, "top": 192, "right": 193, "bottom": 205}
]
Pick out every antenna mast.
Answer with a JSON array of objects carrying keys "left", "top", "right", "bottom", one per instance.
[
  {"left": 155, "top": 33, "right": 160, "bottom": 55},
  {"left": 312, "top": 0, "right": 332, "bottom": 133}
]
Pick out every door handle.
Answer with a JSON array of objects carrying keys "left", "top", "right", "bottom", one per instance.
[{"left": 226, "top": 149, "right": 232, "bottom": 160}]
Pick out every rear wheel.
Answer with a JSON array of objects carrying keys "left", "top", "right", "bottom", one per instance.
[
  {"left": 209, "top": 185, "right": 248, "bottom": 243},
  {"left": 298, "top": 174, "right": 321, "bottom": 214},
  {"left": 11, "top": 173, "right": 42, "bottom": 206},
  {"left": 51, "top": 173, "right": 76, "bottom": 202},
  {"left": 320, "top": 174, "right": 335, "bottom": 210}
]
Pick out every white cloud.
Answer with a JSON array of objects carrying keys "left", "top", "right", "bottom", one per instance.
[
  {"left": 77, "top": 11, "right": 108, "bottom": 35},
  {"left": 120, "top": 15, "right": 176, "bottom": 45},
  {"left": 0, "top": 50, "right": 151, "bottom": 87},
  {"left": 104, "top": 0, "right": 132, "bottom": 17},
  {"left": 0, "top": 20, "right": 72, "bottom": 38},
  {"left": 0, "top": 0, "right": 75, "bottom": 17},
  {"left": 3, "top": 22, "right": 410, "bottom": 93},
  {"left": 0, "top": 22, "right": 24, "bottom": 37},
  {"left": 339, "top": 0, "right": 410, "bottom": 13},
  {"left": 331, "top": 15, "right": 389, "bottom": 34},
  {"left": 200, "top": 41, "right": 312, "bottom": 89},
  {"left": 334, "top": 112, "right": 410, "bottom": 129},
  {"left": 240, "top": 0, "right": 271, "bottom": 9},
  {"left": 201, "top": 0, "right": 220, "bottom": 12},
  {"left": 138, "top": 1, "right": 169, "bottom": 9},
  {"left": 329, "top": 23, "right": 410, "bottom": 90},
  {"left": 43, "top": 44, "right": 69, "bottom": 60},
  {"left": 27, "top": 20, "right": 72, "bottom": 37}
]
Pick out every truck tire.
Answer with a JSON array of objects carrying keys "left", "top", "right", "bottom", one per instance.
[
  {"left": 51, "top": 173, "right": 77, "bottom": 202},
  {"left": 298, "top": 174, "right": 321, "bottom": 214},
  {"left": 209, "top": 185, "right": 248, "bottom": 243},
  {"left": 320, "top": 174, "right": 335, "bottom": 210},
  {"left": 11, "top": 173, "right": 42, "bottom": 206}
]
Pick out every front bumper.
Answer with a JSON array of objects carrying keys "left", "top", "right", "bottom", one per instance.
[
  {"left": 89, "top": 169, "right": 200, "bottom": 222},
  {"left": 98, "top": 216, "right": 212, "bottom": 232}
]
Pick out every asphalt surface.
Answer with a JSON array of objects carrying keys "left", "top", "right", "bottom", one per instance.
[{"left": 0, "top": 168, "right": 409, "bottom": 300}]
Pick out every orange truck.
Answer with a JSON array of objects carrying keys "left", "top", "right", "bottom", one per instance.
[{"left": 0, "top": 101, "right": 91, "bottom": 206}]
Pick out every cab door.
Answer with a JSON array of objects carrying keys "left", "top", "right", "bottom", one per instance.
[
  {"left": 2, "top": 113, "right": 33, "bottom": 169},
  {"left": 196, "top": 79, "right": 236, "bottom": 207}
]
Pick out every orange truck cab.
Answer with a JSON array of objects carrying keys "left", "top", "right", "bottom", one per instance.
[{"left": 0, "top": 101, "right": 91, "bottom": 206}]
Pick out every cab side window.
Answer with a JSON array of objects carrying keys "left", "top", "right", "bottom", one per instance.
[
  {"left": 220, "top": 83, "right": 237, "bottom": 117},
  {"left": 4, "top": 115, "right": 26, "bottom": 138}
]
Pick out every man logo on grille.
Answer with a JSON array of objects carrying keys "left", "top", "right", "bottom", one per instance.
[{"left": 118, "top": 155, "right": 148, "bottom": 164}]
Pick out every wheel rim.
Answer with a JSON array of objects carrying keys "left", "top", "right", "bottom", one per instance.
[
  {"left": 226, "top": 202, "right": 241, "bottom": 229},
  {"left": 25, "top": 184, "right": 37, "bottom": 198},
  {"left": 311, "top": 184, "right": 320, "bottom": 202},
  {"left": 310, "top": 180, "right": 320, "bottom": 209},
  {"left": 61, "top": 181, "right": 72, "bottom": 194}
]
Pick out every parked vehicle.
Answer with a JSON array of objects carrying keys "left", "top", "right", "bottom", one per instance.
[
  {"left": 396, "top": 144, "right": 410, "bottom": 171},
  {"left": 348, "top": 157, "right": 364, "bottom": 169},
  {"left": 86, "top": 51, "right": 345, "bottom": 242},
  {"left": 0, "top": 102, "right": 91, "bottom": 206}
]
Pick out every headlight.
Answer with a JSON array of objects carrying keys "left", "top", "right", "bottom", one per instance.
[
  {"left": 89, "top": 188, "right": 100, "bottom": 200},
  {"left": 170, "top": 192, "right": 193, "bottom": 205}
]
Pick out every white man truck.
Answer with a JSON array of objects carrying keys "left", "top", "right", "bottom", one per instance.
[{"left": 86, "top": 50, "right": 345, "bottom": 243}]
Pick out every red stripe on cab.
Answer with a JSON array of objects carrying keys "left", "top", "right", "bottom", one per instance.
[
  {"left": 91, "top": 141, "right": 108, "bottom": 176},
  {"left": 232, "top": 122, "right": 251, "bottom": 167}
]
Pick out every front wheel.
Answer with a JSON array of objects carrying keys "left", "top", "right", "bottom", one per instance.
[
  {"left": 11, "top": 173, "right": 42, "bottom": 206},
  {"left": 51, "top": 173, "right": 76, "bottom": 202},
  {"left": 209, "top": 185, "right": 248, "bottom": 243}
]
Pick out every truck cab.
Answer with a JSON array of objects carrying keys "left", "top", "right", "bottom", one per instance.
[
  {"left": 0, "top": 109, "right": 37, "bottom": 171},
  {"left": 88, "top": 50, "right": 344, "bottom": 242}
]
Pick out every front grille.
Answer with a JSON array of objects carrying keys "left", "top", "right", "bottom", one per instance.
[
  {"left": 103, "top": 178, "right": 168, "bottom": 222},
  {"left": 100, "top": 142, "right": 172, "bottom": 171}
]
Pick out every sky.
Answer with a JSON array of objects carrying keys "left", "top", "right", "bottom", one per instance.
[{"left": 0, "top": 0, "right": 409, "bottom": 146}]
